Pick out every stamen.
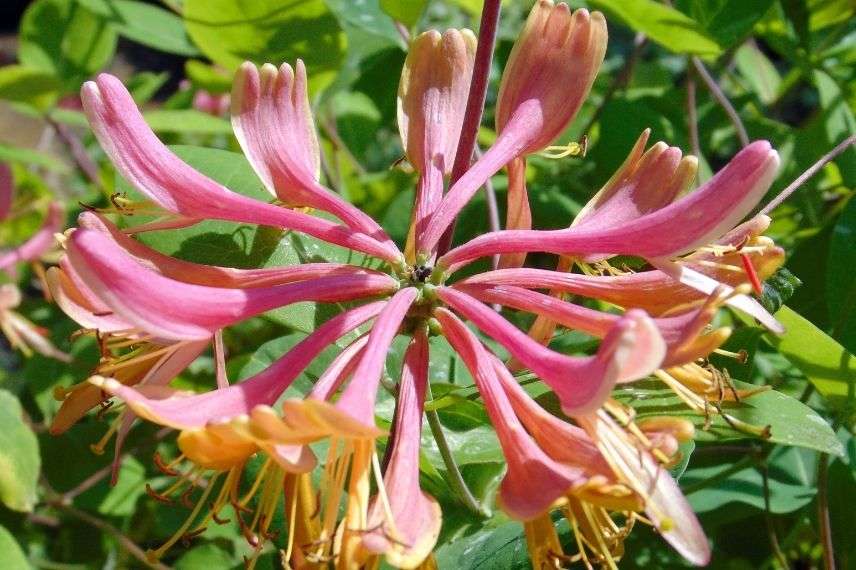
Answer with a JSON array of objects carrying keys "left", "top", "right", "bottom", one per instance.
[
  {"left": 147, "top": 473, "right": 220, "bottom": 563},
  {"left": 540, "top": 136, "right": 588, "bottom": 159},
  {"left": 89, "top": 411, "right": 124, "bottom": 455},
  {"left": 740, "top": 253, "right": 763, "bottom": 294}
]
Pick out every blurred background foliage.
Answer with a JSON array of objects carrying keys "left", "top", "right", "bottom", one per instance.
[{"left": 0, "top": 0, "right": 854, "bottom": 568}]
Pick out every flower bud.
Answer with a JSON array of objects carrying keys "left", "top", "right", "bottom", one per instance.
[
  {"left": 496, "top": 1, "right": 607, "bottom": 154},
  {"left": 397, "top": 28, "right": 477, "bottom": 175}
]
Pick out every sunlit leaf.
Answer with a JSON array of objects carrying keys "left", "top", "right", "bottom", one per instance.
[
  {"left": 0, "top": 65, "right": 61, "bottom": 109},
  {"left": 588, "top": 0, "right": 722, "bottom": 57},
  {"left": 183, "top": 0, "right": 346, "bottom": 93},
  {"left": 0, "top": 390, "right": 41, "bottom": 512},
  {"left": 380, "top": 0, "right": 428, "bottom": 27},
  {"left": 767, "top": 306, "right": 856, "bottom": 408},
  {"left": 0, "top": 526, "right": 29, "bottom": 570},
  {"left": 18, "top": 0, "right": 117, "bottom": 89},
  {"left": 142, "top": 109, "right": 233, "bottom": 135}
]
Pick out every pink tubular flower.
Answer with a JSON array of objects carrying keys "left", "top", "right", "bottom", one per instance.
[
  {"left": 0, "top": 162, "right": 68, "bottom": 361},
  {"left": 50, "top": 1, "right": 792, "bottom": 567}
]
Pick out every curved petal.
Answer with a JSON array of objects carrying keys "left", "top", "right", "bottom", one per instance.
[
  {"left": 437, "top": 287, "right": 665, "bottom": 414},
  {"left": 78, "top": 211, "right": 389, "bottom": 288},
  {"left": 418, "top": 6, "right": 607, "bottom": 254},
  {"left": 436, "top": 307, "right": 584, "bottom": 520},
  {"left": 578, "top": 412, "right": 710, "bottom": 565},
  {"left": 231, "top": 62, "right": 392, "bottom": 245},
  {"left": 81, "top": 74, "right": 401, "bottom": 262},
  {"left": 363, "top": 331, "right": 441, "bottom": 568},
  {"left": 456, "top": 283, "right": 729, "bottom": 367},
  {"left": 438, "top": 141, "right": 780, "bottom": 269},
  {"left": 90, "top": 301, "right": 386, "bottom": 430},
  {"left": 67, "top": 228, "right": 397, "bottom": 340}
]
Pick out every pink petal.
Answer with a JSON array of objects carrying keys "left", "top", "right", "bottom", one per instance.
[
  {"left": 232, "top": 62, "right": 392, "bottom": 245},
  {"left": 90, "top": 301, "right": 386, "bottom": 429},
  {"left": 436, "top": 307, "right": 584, "bottom": 520},
  {"left": 0, "top": 202, "right": 63, "bottom": 272},
  {"left": 0, "top": 162, "right": 12, "bottom": 222},
  {"left": 79, "top": 211, "right": 388, "bottom": 289},
  {"left": 81, "top": 74, "right": 401, "bottom": 262},
  {"left": 334, "top": 288, "right": 418, "bottom": 425},
  {"left": 456, "top": 283, "right": 726, "bottom": 368},
  {"left": 438, "top": 141, "right": 780, "bottom": 269},
  {"left": 363, "top": 331, "right": 441, "bottom": 566},
  {"left": 497, "top": 157, "right": 530, "bottom": 269},
  {"left": 67, "top": 228, "right": 397, "bottom": 340},
  {"left": 46, "top": 259, "right": 133, "bottom": 333},
  {"left": 579, "top": 412, "right": 711, "bottom": 565},
  {"left": 437, "top": 287, "right": 664, "bottom": 414}
]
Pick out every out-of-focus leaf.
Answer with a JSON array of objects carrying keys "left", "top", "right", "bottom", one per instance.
[
  {"left": 588, "top": 0, "right": 722, "bottom": 57},
  {"left": 126, "top": 72, "right": 169, "bottom": 105},
  {"left": 814, "top": 70, "right": 856, "bottom": 185},
  {"left": 75, "top": 0, "right": 200, "bottom": 56},
  {"left": 183, "top": 0, "right": 346, "bottom": 92},
  {"left": 175, "top": 543, "right": 237, "bottom": 570},
  {"left": 808, "top": 0, "right": 855, "bottom": 30},
  {"left": 545, "top": 378, "right": 844, "bottom": 455},
  {"left": 767, "top": 306, "right": 856, "bottom": 407},
  {"left": 0, "top": 144, "right": 68, "bottom": 173},
  {"left": 380, "top": 0, "right": 428, "bottom": 27},
  {"left": 828, "top": 197, "right": 856, "bottom": 353},
  {"left": 677, "top": 0, "right": 775, "bottom": 48},
  {"left": 0, "top": 65, "right": 61, "bottom": 109},
  {"left": 0, "top": 390, "right": 41, "bottom": 512},
  {"left": 327, "top": 0, "right": 402, "bottom": 46},
  {"left": 683, "top": 446, "right": 816, "bottom": 514},
  {"left": 18, "top": 0, "right": 117, "bottom": 88},
  {"left": 142, "top": 109, "right": 233, "bottom": 135},
  {"left": 0, "top": 526, "right": 30, "bottom": 570},
  {"left": 185, "top": 60, "right": 232, "bottom": 94},
  {"left": 96, "top": 455, "right": 145, "bottom": 516},
  {"left": 734, "top": 41, "right": 781, "bottom": 104}
]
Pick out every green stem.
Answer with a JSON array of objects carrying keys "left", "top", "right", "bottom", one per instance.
[{"left": 425, "top": 384, "right": 489, "bottom": 518}]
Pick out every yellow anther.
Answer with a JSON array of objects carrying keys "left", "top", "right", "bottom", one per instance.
[{"left": 541, "top": 136, "right": 588, "bottom": 159}]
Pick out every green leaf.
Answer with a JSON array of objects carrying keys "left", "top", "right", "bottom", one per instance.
[
  {"left": 0, "top": 525, "right": 30, "bottom": 570},
  {"left": 142, "top": 109, "right": 233, "bottom": 135},
  {"left": 576, "top": 378, "right": 843, "bottom": 455},
  {"left": 0, "top": 390, "right": 41, "bottom": 512},
  {"left": 734, "top": 41, "right": 781, "bottom": 104},
  {"left": 434, "top": 520, "right": 532, "bottom": 569},
  {"left": 18, "top": 0, "right": 117, "bottom": 89},
  {"left": 677, "top": 0, "right": 775, "bottom": 49},
  {"left": 379, "top": 0, "right": 428, "bottom": 27},
  {"left": 183, "top": 0, "right": 346, "bottom": 92},
  {"left": 0, "top": 143, "right": 68, "bottom": 173},
  {"left": 0, "top": 65, "right": 62, "bottom": 109},
  {"left": 185, "top": 60, "right": 232, "bottom": 94},
  {"left": 814, "top": 70, "right": 856, "bottom": 186},
  {"left": 828, "top": 198, "right": 856, "bottom": 353},
  {"left": 123, "top": 145, "right": 366, "bottom": 333},
  {"left": 766, "top": 306, "right": 856, "bottom": 407},
  {"left": 97, "top": 456, "right": 145, "bottom": 516},
  {"left": 175, "top": 543, "right": 236, "bottom": 570},
  {"left": 588, "top": 0, "right": 722, "bottom": 57},
  {"left": 683, "top": 446, "right": 816, "bottom": 514},
  {"left": 75, "top": 0, "right": 200, "bottom": 56}
]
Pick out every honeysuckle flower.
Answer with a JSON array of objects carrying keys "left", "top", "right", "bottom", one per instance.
[
  {"left": 49, "top": 2, "right": 793, "bottom": 567},
  {"left": 0, "top": 162, "right": 68, "bottom": 360},
  {"left": 398, "top": 28, "right": 476, "bottom": 259},
  {"left": 419, "top": 2, "right": 608, "bottom": 256}
]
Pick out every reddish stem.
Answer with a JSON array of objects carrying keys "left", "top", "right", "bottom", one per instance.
[{"left": 435, "top": 0, "right": 502, "bottom": 258}]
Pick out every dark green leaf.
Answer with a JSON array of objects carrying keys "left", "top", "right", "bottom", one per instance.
[
  {"left": 678, "top": 0, "right": 776, "bottom": 49},
  {"left": 379, "top": 0, "right": 428, "bottom": 27},
  {"left": 828, "top": 197, "right": 856, "bottom": 353}
]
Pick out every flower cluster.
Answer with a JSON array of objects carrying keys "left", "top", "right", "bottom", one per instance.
[
  {"left": 0, "top": 162, "right": 68, "bottom": 361},
  {"left": 49, "top": 1, "right": 786, "bottom": 567}
]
